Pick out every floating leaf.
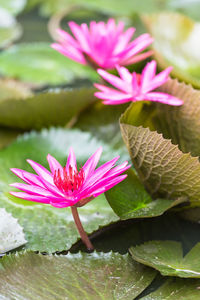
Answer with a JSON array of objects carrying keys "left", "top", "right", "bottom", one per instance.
[
  {"left": 143, "top": 12, "right": 200, "bottom": 88},
  {"left": 130, "top": 241, "right": 200, "bottom": 278},
  {"left": 121, "top": 79, "right": 200, "bottom": 157},
  {"left": 0, "top": 87, "right": 95, "bottom": 130},
  {"left": 0, "top": 43, "right": 97, "bottom": 85},
  {"left": 120, "top": 124, "right": 200, "bottom": 205},
  {"left": 0, "top": 8, "right": 22, "bottom": 48},
  {"left": 0, "top": 208, "right": 26, "bottom": 253},
  {"left": 0, "top": 0, "right": 26, "bottom": 15},
  {"left": 38, "top": 0, "right": 168, "bottom": 17},
  {"left": 141, "top": 277, "right": 200, "bottom": 299},
  {"left": 0, "top": 127, "right": 126, "bottom": 252},
  {"left": 0, "top": 251, "right": 156, "bottom": 300},
  {"left": 106, "top": 169, "right": 185, "bottom": 219}
]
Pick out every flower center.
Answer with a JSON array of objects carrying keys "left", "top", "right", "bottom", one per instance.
[{"left": 53, "top": 165, "right": 85, "bottom": 194}]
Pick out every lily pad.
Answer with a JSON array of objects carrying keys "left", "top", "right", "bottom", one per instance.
[
  {"left": 0, "top": 87, "right": 96, "bottom": 130},
  {"left": 120, "top": 124, "right": 200, "bottom": 206},
  {"left": 0, "top": 8, "right": 22, "bottom": 48},
  {"left": 38, "top": 0, "right": 168, "bottom": 17},
  {"left": 0, "top": 251, "right": 157, "bottom": 300},
  {"left": 141, "top": 277, "right": 200, "bottom": 299},
  {"left": 106, "top": 169, "right": 186, "bottom": 219},
  {"left": 0, "top": 208, "right": 26, "bottom": 253},
  {"left": 130, "top": 241, "right": 200, "bottom": 278},
  {"left": 0, "top": 43, "right": 97, "bottom": 85},
  {"left": 0, "top": 127, "right": 126, "bottom": 252},
  {"left": 143, "top": 12, "right": 200, "bottom": 88}
]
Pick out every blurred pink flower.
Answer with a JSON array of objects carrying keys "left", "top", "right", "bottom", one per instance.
[
  {"left": 10, "top": 147, "right": 130, "bottom": 208},
  {"left": 51, "top": 18, "right": 153, "bottom": 69},
  {"left": 94, "top": 60, "right": 183, "bottom": 105}
]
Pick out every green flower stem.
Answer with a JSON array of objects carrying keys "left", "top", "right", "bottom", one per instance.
[{"left": 71, "top": 206, "right": 94, "bottom": 251}]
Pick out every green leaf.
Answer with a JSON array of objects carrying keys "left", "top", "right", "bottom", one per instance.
[
  {"left": 75, "top": 101, "right": 129, "bottom": 151},
  {"left": 0, "top": 8, "right": 22, "bottom": 48},
  {"left": 0, "top": 0, "right": 26, "bottom": 15},
  {"left": 0, "top": 87, "right": 96, "bottom": 130},
  {"left": 143, "top": 12, "right": 200, "bottom": 88},
  {"left": 121, "top": 79, "right": 200, "bottom": 157},
  {"left": 130, "top": 241, "right": 200, "bottom": 278},
  {"left": 0, "top": 251, "right": 157, "bottom": 300},
  {"left": 0, "top": 43, "right": 97, "bottom": 85},
  {"left": 106, "top": 169, "right": 185, "bottom": 219},
  {"left": 38, "top": 0, "right": 168, "bottom": 17},
  {"left": 120, "top": 124, "right": 200, "bottom": 205},
  {"left": 155, "top": 78, "right": 200, "bottom": 157},
  {"left": 141, "top": 277, "right": 200, "bottom": 299},
  {"left": 167, "top": 0, "right": 200, "bottom": 21},
  {"left": 0, "top": 127, "right": 126, "bottom": 252}
]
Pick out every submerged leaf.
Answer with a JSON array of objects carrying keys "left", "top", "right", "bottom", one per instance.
[
  {"left": 120, "top": 124, "right": 200, "bottom": 205},
  {"left": 130, "top": 241, "right": 200, "bottom": 278},
  {"left": 106, "top": 169, "right": 185, "bottom": 219},
  {"left": 0, "top": 251, "right": 156, "bottom": 300},
  {"left": 143, "top": 12, "right": 200, "bottom": 88}
]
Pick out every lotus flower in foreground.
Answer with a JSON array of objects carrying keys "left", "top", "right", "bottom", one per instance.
[
  {"left": 10, "top": 147, "right": 130, "bottom": 250},
  {"left": 51, "top": 18, "right": 153, "bottom": 69},
  {"left": 95, "top": 60, "right": 183, "bottom": 106}
]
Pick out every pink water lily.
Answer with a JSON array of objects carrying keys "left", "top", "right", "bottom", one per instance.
[
  {"left": 10, "top": 147, "right": 129, "bottom": 208},
  {"left": 51, "top": 18, "right": 153, "bottom": 69},
  {"left": 10, "top": 147, "right": 130, "bottom": 250},
  {"left": 95, "top": 60, "right": 183, "bottom": 106}
]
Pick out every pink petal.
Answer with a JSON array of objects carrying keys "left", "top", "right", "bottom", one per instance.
[
  {"left": 140, "top": 60, "right": 157, "bottom": 92},
  {"left": 10, "top": 168, "right": 44, "bottom": 188},
  {"left": 66, "top": 147, "right": 77, "bottom": 172},
  {"left": 82, "top": 156, "right": 120, "bottom": 188},
  {"left": 122, "top": 50, "right": 153, "bottom": 65},
  {"left": 144, "top": 92, "right": 183, "bottom": 106},
  {"left": 27, "top": 159, "right": 53, "bottom": 184},
  {"left": 51, "top": 43, "right": 86, "bottom": 65},
  {"left": 114, "top": 27, "right": 135, "bottom": 54},
  {"left": 68, "top": 21, "right": 90, "bottom": 53},
  {"left": 97, "top": 69, "right": 130, "bottom": 93},
  {"left": 115, "top": 65, "right": 132, "bottom": 83},
  {"left": 82, "top": 147, "right": 102, "bottom": 179},
  {"left": 10, "top": 183, "right": 57, "bottom": 198},
  {"left": 56, "top": 28, "right": 79, "bottom": 48},
  {"left": 121, "top": 34, "right": 153, "bottom": 61},
  {"left": 147, "top": 67, "right": 172, "bottom": 92},
  {"left": 47, "top": 154, "right": 63, "bottom": 175},
  {"left": 91, "top": 174, "right": 127, "bottom": 197},
  {"left": 10, "top": 192, "right": 50, "bottom": 204},
  {"left": 95, "top": 91, "right": 132, "bottom": 102}
]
